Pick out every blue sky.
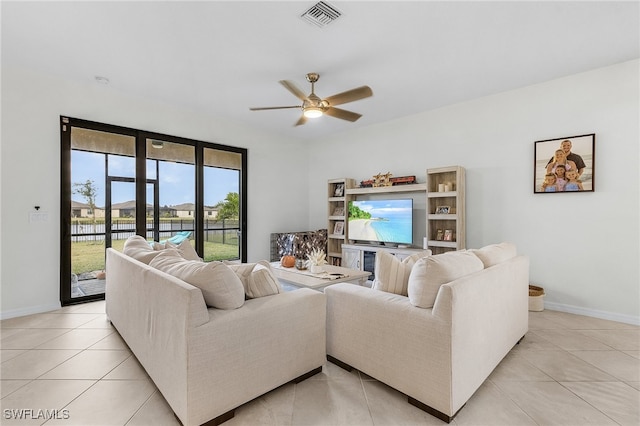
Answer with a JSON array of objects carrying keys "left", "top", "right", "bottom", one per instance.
[{"left": 72, "top": 150, "right": 239, "bottom": 207}]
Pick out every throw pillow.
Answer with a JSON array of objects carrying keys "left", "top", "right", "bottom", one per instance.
[
  {"left": 372, "top": 250, "right": 430, "bottom": 296},
  {"left": 228, "top": 261, "right": 282, "bottom": 299},
  {"left": 408, "top": 251, "right": 484, "bottom": 309},
  {"left": 471, "top": 242, "right": 517, "bottom": 268},
  {"left": 149, "top": 252, "right": 245, "bottom": 310},
  {"left": 123, "top": 235, "right": 163, "bottom": 264},
  {"left": 174, "top": 240, "right": 202, "bottom": 262}
]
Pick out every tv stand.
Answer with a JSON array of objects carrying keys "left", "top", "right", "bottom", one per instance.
[{"left": 342, "top": 244, "right": 430, "bottom": 281}]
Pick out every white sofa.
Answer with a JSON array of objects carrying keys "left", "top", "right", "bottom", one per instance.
[
  {"left": 325, "top": 243, "right": 529, "bottom": 423},
  {"left": 105, "top": 245, "right": 326, "bottom": 426}
]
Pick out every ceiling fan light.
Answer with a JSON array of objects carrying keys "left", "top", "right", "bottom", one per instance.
[{"left": 303, "top": 107, "right": 323, "bottom": 118}]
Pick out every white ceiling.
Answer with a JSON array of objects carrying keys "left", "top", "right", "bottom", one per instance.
[{"left": 3, "top": 1, "right": 639, "bottom": 139}]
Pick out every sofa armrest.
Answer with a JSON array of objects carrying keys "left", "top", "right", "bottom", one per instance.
[
  {"left": 185, "top": 288, "right": 326, "bottom": 424},
  {"left": 105, "top": 248, "right": 210, "bottom": 424},
  {"left": 432, "top": 255, "right": 529, "bottom": 412},
  {"left": 326, "top": 284, "right": 452, "bottom": 413}
]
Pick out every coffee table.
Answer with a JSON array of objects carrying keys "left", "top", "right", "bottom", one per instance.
[{"left": 270, "top": 262, "right": 371, "bottom": 291}]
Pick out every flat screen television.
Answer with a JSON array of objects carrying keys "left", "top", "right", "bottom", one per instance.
[{"left": 348, "top": 199, "right": 413, "bottom": 245}]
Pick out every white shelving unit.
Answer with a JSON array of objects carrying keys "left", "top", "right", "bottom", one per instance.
[
  {"left": 327, "top": 178, "right": 355, "bottom": 266},
  {"left": 426, "top": 166, "right": 465, "bottom": 254}
]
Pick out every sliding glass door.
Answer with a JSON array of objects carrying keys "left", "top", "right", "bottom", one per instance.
[{"left": 61, "top": 117, "right": 247, "bottom": 305}]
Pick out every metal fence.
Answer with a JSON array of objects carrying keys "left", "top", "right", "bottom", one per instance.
[{"left": 71, "top": 219, "right": 239, "bottom": 243}]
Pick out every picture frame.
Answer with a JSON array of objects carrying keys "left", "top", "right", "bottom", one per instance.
[
  {"left": 443, "top": 229, "right": 453, "bottom": 241},
  {"left": 435, "top": 205, "right": 450, "bottom": 214},
  {"left": 332, "top": 206, "right": 344, "bottom": 216},
  {"left": 435, "top": 229, "right": 444, "bottom": 241},
  {"left": 334, "top": 183, "right": 344, "bottom": 197},
  {"left": 333, "top": 221, "right": 344, "bottom": 235},
  {"left": 534, "top": 133, "right": 595, "bottom": 193}
]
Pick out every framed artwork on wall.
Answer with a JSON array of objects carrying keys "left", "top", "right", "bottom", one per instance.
[{"left": 534, "top": 133, "right": 595, "bottom": 193}]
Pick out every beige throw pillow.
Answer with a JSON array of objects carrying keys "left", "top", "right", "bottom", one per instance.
[
  {"left": 150, "top": 251, "right": 245, "bottom": 309},
  {"left": 153, "top": 239, "right": 202, "bottom": 261},
  {"left": 172, "top": 240, "right": 202, "bottom": 262},
  {"left": 372, "top": 250, "right": 430, "bottom": 296},
  {"left": 228, "top": 261, "right": 282, "bottom": 299},
  {"left": 472, "top": 242, "right": 517, "bottom": 268},
  {"left": 408, "top": 251, "right": 484, "bottom": 308},
  {"left": 123, "top": 235, "right": 163, "bottom": 264}
]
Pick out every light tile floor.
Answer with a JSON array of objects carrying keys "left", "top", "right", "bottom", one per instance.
[{"left": 1, "top": 301, "right": 638, "bottom": 425}]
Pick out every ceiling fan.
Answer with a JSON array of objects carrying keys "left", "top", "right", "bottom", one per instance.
[{"left": 249, "top": 73, "right": 373, "bottom": 126}]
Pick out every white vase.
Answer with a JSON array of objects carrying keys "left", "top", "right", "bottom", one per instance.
[{"left": 310, "top": 265, "right": 324, "bottom": 274}]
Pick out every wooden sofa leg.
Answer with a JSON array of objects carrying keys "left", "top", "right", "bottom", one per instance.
[
  {"left": 408, "top": 396, "right": 459, "bottom": 424},
  {"left": 517, "top": 334, "right": 525, "bottom": 344},
  {"left": 326, "top": 355, "right": 353, "bottom": 372},
  {"left": 293, "top": 366, "right": 322, "bottom": 383}
]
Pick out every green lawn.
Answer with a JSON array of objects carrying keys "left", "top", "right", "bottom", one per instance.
[{"left": 71, "top": 239, "right": 240, "bottom": 274}]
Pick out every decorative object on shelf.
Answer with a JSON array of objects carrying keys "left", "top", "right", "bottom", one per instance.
[
  {"left": 333, "top": 221, "right": 344, "bottom": 235},
  {"left": 534, "top": 133, "right": 594, "bottom": 193},
  {"left": 280, "top": 255, "right": 296, "bottom": 268},
  {"left": 436, "top": 229, "right": 444, "bottom": 241},
  {"left": 332, "top": 206, "right": 344, "bottom": 216},
  {"left": 372, "top": 172, "right": 393, "bottom": 187},
  {"left": 334, "top": 183, "right": 345, "bottom": 197},
  {"left": 435, "top": 205, "right": 450, "bottom": 214},
  {"left": 360, "top": 175, "right": 417, "bottom": 188},
  {"left": 307, "top": 248, "right": 328, "bottom": 274},
  {"left": 443, "top": 230, "right": 453, "bottom": 241}
]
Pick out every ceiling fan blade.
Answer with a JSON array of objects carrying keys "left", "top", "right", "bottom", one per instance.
[
  {"left": 324, "top": 86, "right": 373, "bottom": 106},
  {"left": 249, "top": 106, "right": 301, "bottom": 111},
  {"left": 294, "top": 115, "right": 308, "bottom": 126},
  {"left": 279, "top": 80, "right": 308, "bottom": 101},
  {"left": 324, "top": 107, "right": 362, "bottom": 122}
]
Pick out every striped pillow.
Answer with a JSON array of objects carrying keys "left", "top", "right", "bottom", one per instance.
[
  {"left": 372, "top": 251, "right": 429, "bottom": 296},
  {"left": 228, "top": 261, "right": 282, "bottom": 299}
]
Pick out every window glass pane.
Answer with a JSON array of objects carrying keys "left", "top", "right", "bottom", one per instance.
[
  {"left": 146, "top": 139, "right": 195, "bottom": 243},
  {"left": 70, "top": 127, "right": 135, "bottom": 300},
  {"left": 108, "top": 154, "right": 135, "bottom": 178},
  {"left": 204, "top": 162, "right": 240, "bottom": 261}
]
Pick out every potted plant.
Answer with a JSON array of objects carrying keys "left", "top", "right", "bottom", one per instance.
[{"left": 307, "top": 249, "right": 328, "bottom": 274}]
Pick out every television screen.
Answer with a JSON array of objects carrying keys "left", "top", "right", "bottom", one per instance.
[{"left": 348, "top": 199, "right": 413, "bottom": 245}]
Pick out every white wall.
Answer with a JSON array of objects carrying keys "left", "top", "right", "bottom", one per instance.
[
  {"left": 307, "top": 60, "right": 639, "bottom": 324},
  {"left": 0, "top": 65, "right": 310, "bottom": 318},
  {"left": 2, "top": 60, "right": 638, "bottom": 324}
]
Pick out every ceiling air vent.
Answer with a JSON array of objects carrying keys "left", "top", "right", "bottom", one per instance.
[{"left": 301, "top": 1, "right": 342, "bottom": 28}]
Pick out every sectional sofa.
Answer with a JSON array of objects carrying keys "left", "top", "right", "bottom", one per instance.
[
  {"left": 105, "top": 237, "right": 326, "bottom": 426},
  {"left": 325, "top": 243, "right": 529, "bottom": 422}
]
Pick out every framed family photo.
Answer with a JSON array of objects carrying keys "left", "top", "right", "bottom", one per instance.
[{"left": 534, "top": 133, "right": 595, "bottom": 194}]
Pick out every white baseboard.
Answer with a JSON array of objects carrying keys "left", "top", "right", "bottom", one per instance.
[
  {"left": 0, "top": 302, "right": 62, "bottom": 320},
  {"left": 544, "top": 301, "right": 640, "bottom": 326}
]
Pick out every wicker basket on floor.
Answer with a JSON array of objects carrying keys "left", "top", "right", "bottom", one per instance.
[{"left": 529, "top": 285, "right": 545, "bottom": 311}]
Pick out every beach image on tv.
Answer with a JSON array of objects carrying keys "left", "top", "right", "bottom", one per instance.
[{"left": 348, "top": 199, "right": 413, "bottom": 244}]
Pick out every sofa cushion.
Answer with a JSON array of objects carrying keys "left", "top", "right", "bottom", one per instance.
[
  {"left": 152, "top": 239, "right": 202, "bottom": 262},
  {"left": 149, "top": 251, "right": 245, "bottom": 309},
  {"left": 372, "top": 250, "right": 429, "bottom": 296},
  {"left": 227, "top": 261, "right": 282, "bottom": 299},
  {"left": 472, "top": 242, "right": 517, "bottom": 268},
  {"left": 124, "top": 235, "right": 164, "bottom": 264},
  {"left": 171, "top": 240, "right": 202, "bottom": 262},
  {"left": 408, "top": 251, "right": 484, "bottom": 308}
]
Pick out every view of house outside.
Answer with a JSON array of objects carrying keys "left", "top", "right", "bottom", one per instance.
[{"left": 71, "top": 149, "right": 240, "bottom": 296}]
